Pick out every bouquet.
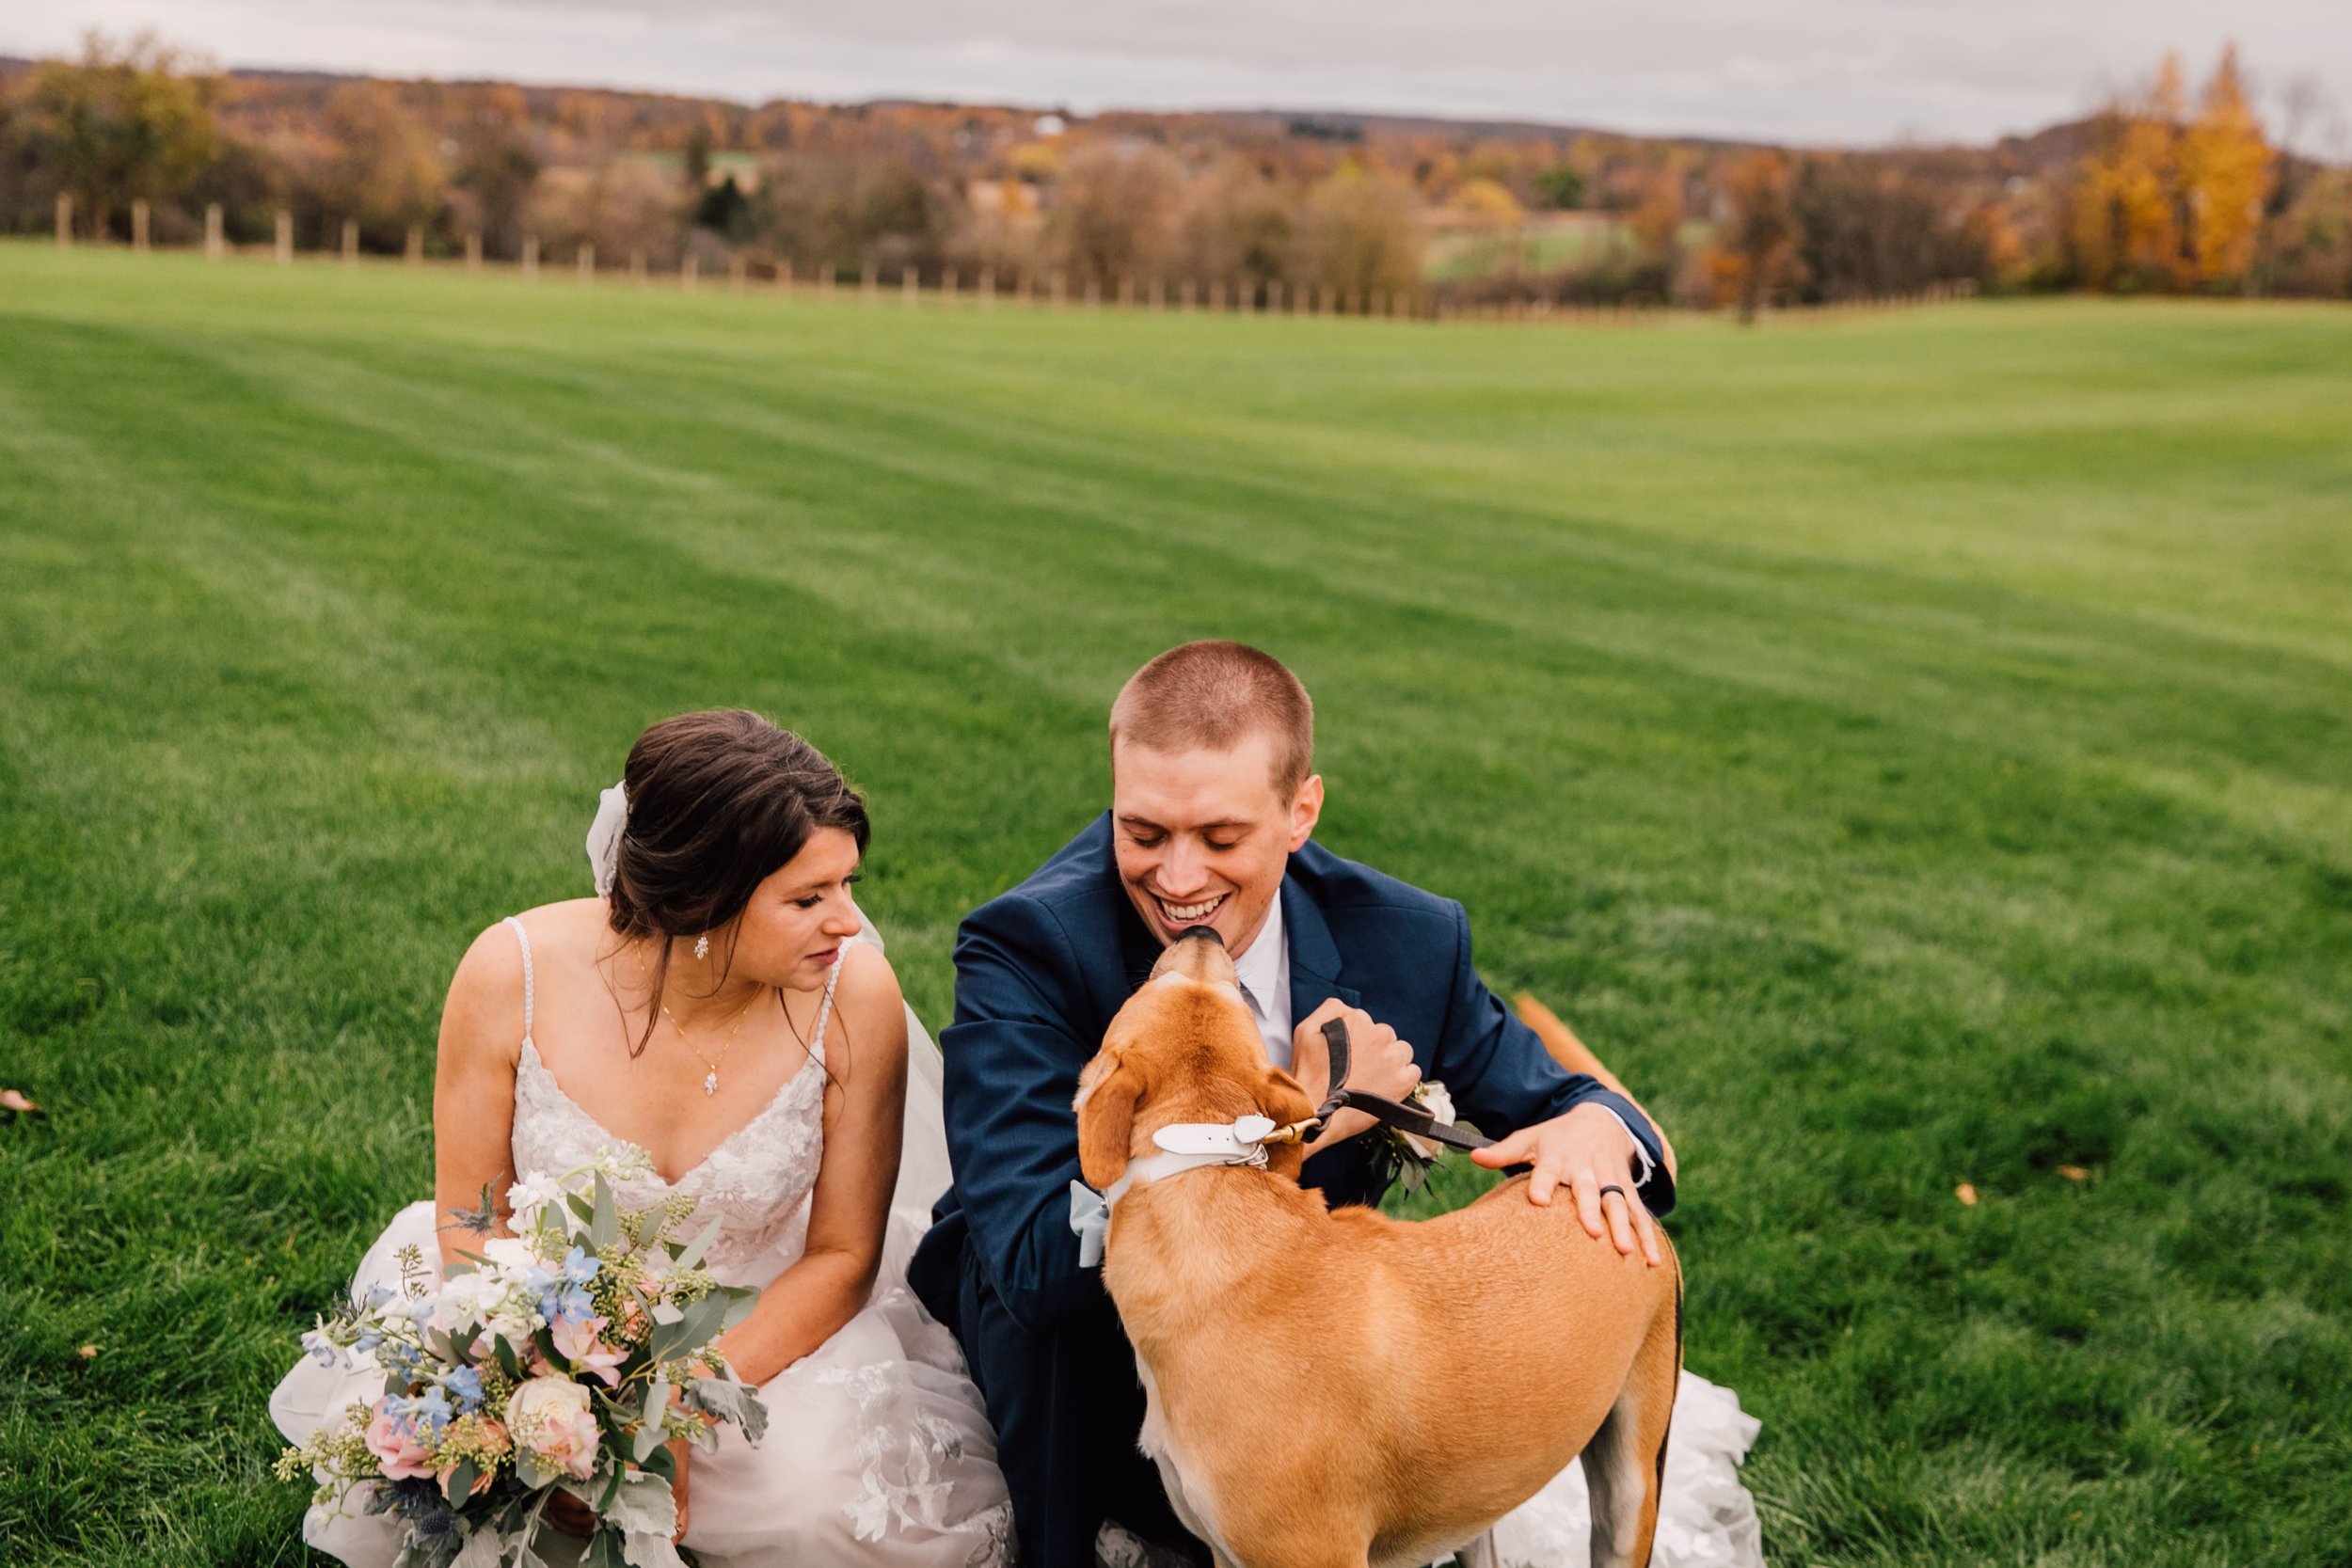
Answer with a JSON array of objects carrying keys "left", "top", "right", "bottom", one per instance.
[{"left": 278, "top": 1148, "right": 768, "bottom": 1568}]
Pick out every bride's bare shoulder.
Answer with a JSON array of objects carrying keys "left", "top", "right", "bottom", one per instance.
[
  {"left": 829, "top": 939, "right": 907, "bottom": 1081},
  {"left": 440, "top": 900, "right": 604, "bottom": 1053}
]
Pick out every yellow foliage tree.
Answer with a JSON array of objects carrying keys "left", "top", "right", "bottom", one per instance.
[
  {"left": 27, "top": 30, "right": 218, "bottom": 239},
  {"left": 2070, "top": 54, "right": 2187, "bottom": 289},
  {"left": 2179, "top": 44, "right": 2273, "bottom": 286}
]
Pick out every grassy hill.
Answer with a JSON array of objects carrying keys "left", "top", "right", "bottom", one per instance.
[{"left": 1, "top": 245, "right": 2346, "bottom": 1566}]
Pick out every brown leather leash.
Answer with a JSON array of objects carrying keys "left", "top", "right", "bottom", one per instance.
[{"left": 1263, "top": 1016, "right": 1497, "bottom": 1152}]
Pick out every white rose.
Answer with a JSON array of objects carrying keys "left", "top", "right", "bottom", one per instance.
[
  {"left": 506, "top": 1372, "right": 593, "bottom": 1430},
  {"left": 1417, "top": 1081, "right": 1454, "bottom": 1127},
  {"left": 432, "top": 1272, "right": 491, "bottom": 1335}
]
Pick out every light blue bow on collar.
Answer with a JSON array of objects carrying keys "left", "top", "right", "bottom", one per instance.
[{"left": 1069, "top": 1181, "right": 1110, "bottom": 1269}]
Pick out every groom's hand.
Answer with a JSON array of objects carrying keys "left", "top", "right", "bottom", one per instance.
[
  {"left": 1290, "top": 999, "right": 1420, "bottom": 1149},
  {"left": 1472, "top": 1104, "right": 1664, "bottom": 1267}
]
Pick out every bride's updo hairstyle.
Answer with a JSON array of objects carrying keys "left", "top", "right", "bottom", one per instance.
[{"left": 606, "top": 709, "right": 868, "bottom": 1054}]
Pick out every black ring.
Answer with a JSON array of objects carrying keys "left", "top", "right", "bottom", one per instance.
[{"left": 1597, "top": 1184, "right": 1629, "bottom": 1202}]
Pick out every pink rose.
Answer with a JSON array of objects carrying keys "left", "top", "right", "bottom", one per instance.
[
  {"left": 506, "top": 1375, "right": 601, "bottom": 1481},
  {"left": 364, "top": 1401, "right": 437, "bottom": 1481},
  {"left": 550, "top": 1315, "right": 628, "bottom": 1387}
]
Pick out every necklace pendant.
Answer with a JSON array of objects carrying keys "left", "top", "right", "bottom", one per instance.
[{"left": 703, "top": 1070, "right": 718, "bottom": 1096}]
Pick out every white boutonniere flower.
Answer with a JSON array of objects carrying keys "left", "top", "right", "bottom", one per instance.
[{"left": 1387, "top": 1079, "right": 1456, "bottom": 1193}]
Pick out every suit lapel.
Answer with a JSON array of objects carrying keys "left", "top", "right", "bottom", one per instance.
[{"left": 1282, "top": 873, "right": 1359, "bottom": 1022}]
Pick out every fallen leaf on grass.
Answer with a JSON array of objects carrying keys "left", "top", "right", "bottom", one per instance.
[
  {"left": 77, "top": 1345, "right": 99, "bottom": 1359},
  {"left": 0, "top": 1088, "right": 40, "bottom": 1115},
  {"left": 2057, "top": 1164, "right": 2092, "bottom": 1181},
  {"left": 1955, "top": 1182, "right": 1979, "bottom": 1207}
]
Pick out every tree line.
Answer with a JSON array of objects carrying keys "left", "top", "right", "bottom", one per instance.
[{"left": 5, "top": 33, "right": 2344, "bottom": 311}]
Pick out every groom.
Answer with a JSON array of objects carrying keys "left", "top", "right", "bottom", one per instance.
[{"left": 908, "top": 641, "right": 1675, "bottom": 1568}]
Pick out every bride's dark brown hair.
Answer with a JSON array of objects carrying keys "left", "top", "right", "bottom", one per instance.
[{"left": 605, "top": 709, "right": 869, "bottom": 1056}]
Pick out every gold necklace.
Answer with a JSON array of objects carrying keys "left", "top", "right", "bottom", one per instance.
[{"left": 660, "top": 991, "right": 764, "bottom": 1096}]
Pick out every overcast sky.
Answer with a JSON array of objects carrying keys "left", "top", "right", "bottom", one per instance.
[{"left": 8, "top": 1, "right": 2347, "bottom": 148}]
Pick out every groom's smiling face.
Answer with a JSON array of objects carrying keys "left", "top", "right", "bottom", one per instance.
[{"left": 1112, "top": 731, "right": 1323, "bottom": 959}]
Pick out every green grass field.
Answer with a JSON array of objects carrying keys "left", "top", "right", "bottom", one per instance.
[{"left": 2, "top": 244, "right": 2347, "bottom": 1566}]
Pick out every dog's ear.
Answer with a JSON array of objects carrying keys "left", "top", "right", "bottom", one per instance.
[
  {"left": 1075, "top": 1052, "right": 1145, "bottom": 1190},
  {"left": 1259, "top": 1066, "right": 1318, "bottom": 1179}
]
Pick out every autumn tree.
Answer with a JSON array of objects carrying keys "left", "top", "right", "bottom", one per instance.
[
  {"left": 2069, "top": 55, "right": 2188, "bottom": 289},
  {"left": 1293, "top": 165, "right": 1423, "bottom": 297},
  {"left": 2178, "top": 44, "right": 2272, "bottom": 287},
  {"left": 1173, "top": 158, "right": 1295, "bottom": 286},
  {"left": 449, "top": 85, "right": 540, "bottom": 258},
  {"left": 1706, "top": 151, "right": 1801, "bottom": 322},
  {"left": 1044, "top": 140, "right": 1181, "bottom": 287},
  {"left": 26, "top": 30, "right": 217, "bottom": 239},
  {"left": 321, "top": 82, "right": 442, "bottom": 249}
]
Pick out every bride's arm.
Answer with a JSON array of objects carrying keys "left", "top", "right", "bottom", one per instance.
[
  {"left": 432, "top": 924, "right": 527, "bottom": 1271},
  {"left": 715, "top": 942, "right": 908, "bottom": 1387}
]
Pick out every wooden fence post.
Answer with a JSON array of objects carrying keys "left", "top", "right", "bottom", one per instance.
[
  {"left": 902, "top": 265, "right": 919, "bottom": 306},
  {"left": 133, "top": 199, "right": 151, "bottom": 253},
  {"left": 943, "top": 267, "right": 958, "bottom": 305},
  {"left": 978, "top": 265, "right": 994, "bottom": 309},
  {"left": 1083, "top": 276, "right": 1100, "bottom": 309},
  {"left": 1269, "top": 279, "right": 1285, "bottom": 314},
  {"left": 204, "top": 203, "right": 224, "bottom": 261},
  {"left": 276, "top": 210, "right": 294, "bottom": 265},
  {"left": 729, "top": 253, "right": 746, "bottom": 293},
  {"left": 1118, "top": 275, "right": 1136, "bottom": 309},
  {"left": 55, "top": 193, "right": 72, "bottom": 247},
  {"left": 464, "top": 230, "right": 482, "bottom": 273},
  {"left": 1051, "top": 272, "right": 1068, "bottom": 309},
  {"left": 819, "top": 261, "right": 835, "bottom": 303},
  {"left": 521, "top": 233, "right": 540, "bottom": 280},
  {"left": 342, "top": 218, "right": 359, "bottom": 267},
  {"left": 682, "top": 253, "right": 698, "bottom": 292},
  {"left": 578, "top": 243, "right": 595, "bottom": 283},
  {"left": 406, "top": 225, "right": 424, "bottom": 266},
  {"left": 775, "top": 258, "right": 792, "bottom": 297}
]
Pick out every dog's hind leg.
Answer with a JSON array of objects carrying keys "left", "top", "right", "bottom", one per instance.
[{"left": 1579, "top": 1280, "right": 1682, "bottom": 1568}]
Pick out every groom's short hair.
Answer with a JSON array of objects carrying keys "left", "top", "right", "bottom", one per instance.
[{"left": 1110, "top": 641, "right": 1314, "bottom": 794}]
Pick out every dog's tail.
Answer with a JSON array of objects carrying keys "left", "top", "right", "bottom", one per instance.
[{"left": 1513, "top": 994, "right": 1676, "bottom": 1181}]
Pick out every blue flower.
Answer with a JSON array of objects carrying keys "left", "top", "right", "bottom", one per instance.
[
  {"left": 302, "top": 1331, "right": 338, "bottom": 1368},
  {"left": 442, "top": 1367, "right": 484, "bottom": 1413},
  {"left": 363, "top": 1284, "right": 395, "bottom": 1309},
  {"left": 541, "top": 1281, "right": 596, "bottom": 1324},
  {"left": 397, "top": 1386, "right": 454, "bottom": 1441},
  {"left": 560, "top": 1246, "right": 601, "bottom": 1287},
  {"left": 353, "top": 1328, "right": 384, "bottom": 1356}
]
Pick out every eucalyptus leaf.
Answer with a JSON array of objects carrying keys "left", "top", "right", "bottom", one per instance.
[
  {"left": 649, "top": 1302, "right": 683, "bottom": 1325},
  {"left": 581, "top": 1528, "right": 628, "bottom": 1568},
  {"left": 590, "top": 1172, "right": 618, "bottom": 1248},
  {"left": 670, "top": 1217, "right": 723, "bottom": 1274}
]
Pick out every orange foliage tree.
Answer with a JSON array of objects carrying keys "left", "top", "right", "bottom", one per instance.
[
  {"left": 2179, "top": 45, "right": 2273, "bottom": 286},
  {"left": 1705, "top": 151, "right": 1801, "bottom": 322}
]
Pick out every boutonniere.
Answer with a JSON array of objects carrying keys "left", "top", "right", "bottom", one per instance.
[{"left": 1385, "top": 1080, "right": 1455, "bottom": 1193}]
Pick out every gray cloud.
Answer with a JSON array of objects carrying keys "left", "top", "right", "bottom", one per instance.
[{"left": 8, "top": 0, "right": 2347, "bottom": 145}]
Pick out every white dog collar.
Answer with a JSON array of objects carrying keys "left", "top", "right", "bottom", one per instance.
[{"left": 1071, "top": 1116, "right": 1279, "bottom": 1267}]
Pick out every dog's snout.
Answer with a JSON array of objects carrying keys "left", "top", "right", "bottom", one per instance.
[{"left": 1149, "top": 925, "right": 1239, "bottom": 986}]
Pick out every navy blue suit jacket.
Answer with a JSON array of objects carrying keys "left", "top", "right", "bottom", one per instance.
[{"left": 912, "top": 814, "right": 1675, "bottom": 1334}]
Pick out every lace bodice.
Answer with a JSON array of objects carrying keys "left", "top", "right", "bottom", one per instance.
[{"left": 502, "top": 916, "right": 837, "bottom": 1283}]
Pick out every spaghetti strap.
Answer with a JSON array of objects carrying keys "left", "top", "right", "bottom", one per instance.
[
  {"left": 501, "top": 915, "right": 534, "bottom": 1044},
  {"left": 808, "top": 935, "right": 854, "bottom": 1061}
]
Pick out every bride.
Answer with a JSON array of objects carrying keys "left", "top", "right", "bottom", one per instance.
[{"left": 271, "top": 709, "right": 1016, "bottom": 1566}]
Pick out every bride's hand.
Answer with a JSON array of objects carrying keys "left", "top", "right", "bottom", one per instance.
[{"left": 546, "top": 1489, "right": 596, "bottom": 1539}]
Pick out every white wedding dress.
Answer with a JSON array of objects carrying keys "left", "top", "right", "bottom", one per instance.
[{"left": 270, "top": 915, "right": 1017, "bottom": 1568}]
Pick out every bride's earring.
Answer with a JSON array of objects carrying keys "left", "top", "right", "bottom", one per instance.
[{"left": 694, "top": 933, "right": 710, "bottom": 960}]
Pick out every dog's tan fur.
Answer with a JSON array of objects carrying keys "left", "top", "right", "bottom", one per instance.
[{"left": 1077, "top": 938, "right": 1682, "bottom": 1568}]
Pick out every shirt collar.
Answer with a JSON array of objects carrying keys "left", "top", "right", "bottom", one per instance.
[{"left": 1232, "top": 892, "right": 1286, "bottom": 1019}]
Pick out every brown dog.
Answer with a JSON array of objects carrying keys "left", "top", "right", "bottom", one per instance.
[{"left": 1075, "top": 931, "right": 1683, "bottom": 1568}]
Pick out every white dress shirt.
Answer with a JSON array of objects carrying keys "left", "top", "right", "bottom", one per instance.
[{"left": 1231, "top": 894, "right": 1295, "bottom": 1069}]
